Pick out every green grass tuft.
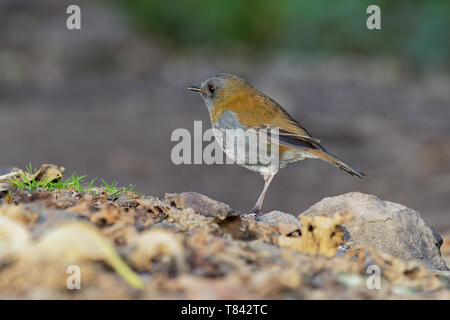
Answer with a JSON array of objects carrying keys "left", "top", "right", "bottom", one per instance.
[
  {"left": 9, "top": 167, "right": 137, "bottom": 197},
  {"left": 9, "top": 173, "right": 51, "bottom": 193}
]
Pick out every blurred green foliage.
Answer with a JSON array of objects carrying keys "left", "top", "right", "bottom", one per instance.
[{"left": 114, "top": 0, "right": 450, "bottom": 68}]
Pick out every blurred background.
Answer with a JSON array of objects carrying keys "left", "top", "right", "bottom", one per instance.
[{"left": 0, "top": 0, "right": 449, "bottom": 229}]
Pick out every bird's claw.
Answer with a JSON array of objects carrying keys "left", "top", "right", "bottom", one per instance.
[{"left": 240, "top": 206, "right": 263, "bottom": 218}]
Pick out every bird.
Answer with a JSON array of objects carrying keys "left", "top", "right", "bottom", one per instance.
[{"left": 188, "top": 73, "right": 365, "bottom": 215}]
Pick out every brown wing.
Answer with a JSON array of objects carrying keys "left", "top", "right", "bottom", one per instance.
[
  {"left": 212, "top": 88, "right": 323, "bottom": 150},
  {"left": 211, "top": 85, "right": 365, "bottom": 178}
]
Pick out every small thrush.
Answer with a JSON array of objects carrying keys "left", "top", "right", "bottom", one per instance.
[{"left": 188, "top": 73, "right": 365, "bottom": 215}]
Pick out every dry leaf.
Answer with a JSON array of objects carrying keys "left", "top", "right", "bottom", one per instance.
[
  {"left": 135, "top": 198, "right": 172, "bottom": 216},
  {"left": 0, "top": 204, "right": 39, "bottom": 226},
  {"left": 33, "top": 164, "right": 65, "bottom": 182},
  {"left": 0, "top": 170, "right": 22, "bottom": 183},
  {"left": 347, "top": 245, "right": 432, "bottom": 282},
  {"left": 65, "top": 200, "right": 92, "bottom": 216},
  {"left": 32, "top": 222, "right": 144, "bottom": 289},
  {"left": 276, "top": 221, "right": 301, "bottom": 236},
  {"left": 277, "top": 212, "right": 353, "bottom": 257},
  {"left": 90, "top": 205, "right": 122, "bottom": 226}
]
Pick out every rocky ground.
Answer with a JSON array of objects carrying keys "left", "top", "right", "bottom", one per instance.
[{"left": 0, "top": 166, "right": 449, "bottom": 299}]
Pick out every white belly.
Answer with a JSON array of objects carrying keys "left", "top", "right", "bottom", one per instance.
[{"left": 212, "top": 127, "right": 279, "bottom": 175}]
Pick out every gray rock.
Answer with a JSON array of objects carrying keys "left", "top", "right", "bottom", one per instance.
[
  {"left": 165, "top": 192, "right": 235, "bottom": 220},
  {"left": 300, "top": 192, "right": 448, "bottom": 271},
  {"left": 0, "top": 168, "right": 11, "bottom": 175},
  {"left": 259, "top": 211, "right": 302, "bottom": 227}
]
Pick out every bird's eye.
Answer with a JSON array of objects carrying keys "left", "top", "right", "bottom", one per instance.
[{"left": 208, "top": 84, "right": 215, "bottom": 94}]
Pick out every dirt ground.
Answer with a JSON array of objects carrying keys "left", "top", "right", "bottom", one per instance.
[
  {"left": 0, "top": 0, "right": 449, "bottom": 231},
  {"left": 0, "top": 180, "right": 449, "bottom": 299}
]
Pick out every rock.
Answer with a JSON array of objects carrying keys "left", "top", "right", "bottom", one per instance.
[
  {"left": 32, "top": 164, "right": 65, "bottom": 182},
  {"left": 0, "top": 168, "right": 11, "bottom": 175},
  {"left": 165, "top": 192, "right": 235, "bottom": 220},
  {"left": 300, "top": 192, "right": 448, "bottom": 271},
  {"left": 260, "top": 211, "right": 302, "bottom": 227}
]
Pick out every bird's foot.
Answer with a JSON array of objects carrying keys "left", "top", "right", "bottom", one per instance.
[{"left": 240, "top": 206, "right": 263, "bottom": 218}]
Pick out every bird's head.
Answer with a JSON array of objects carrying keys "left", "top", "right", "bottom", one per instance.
[{"left": 188, "top": 73, "right": 251, "bottom": 111}]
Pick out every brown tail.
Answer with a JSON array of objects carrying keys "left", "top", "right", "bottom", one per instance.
[{"left": 306, "top": 149, "right": 366, "bottom": 179}]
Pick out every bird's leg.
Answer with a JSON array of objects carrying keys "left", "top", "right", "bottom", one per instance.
[{"left": 243, "top": 173, "right": 276, "bottom": 216}]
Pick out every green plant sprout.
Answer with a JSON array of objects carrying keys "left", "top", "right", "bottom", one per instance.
[{"left": 101, "top": 179, "right": 136, "bottom": 197}]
